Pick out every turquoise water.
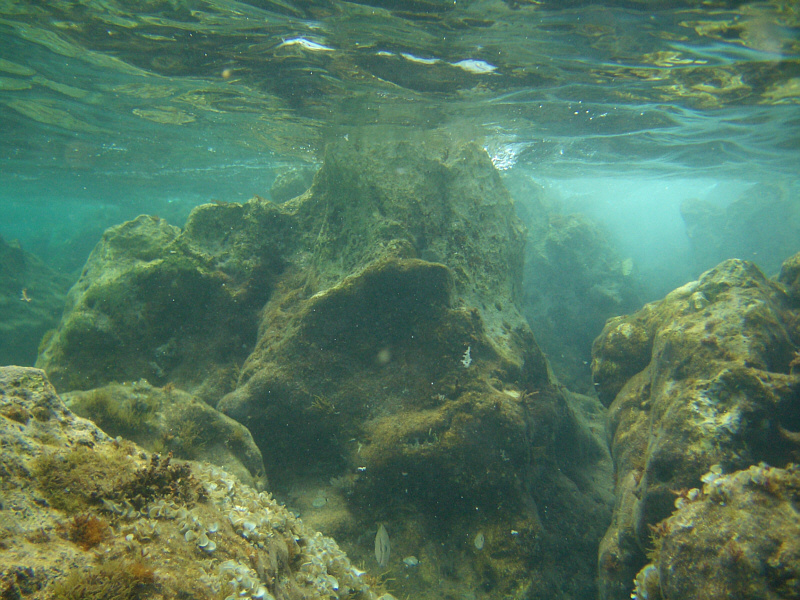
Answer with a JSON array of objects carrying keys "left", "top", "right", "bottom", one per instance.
[{"left": 2, "top": 2, "right": 798, "bottom": 210}]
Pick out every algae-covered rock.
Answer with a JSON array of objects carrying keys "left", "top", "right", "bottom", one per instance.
[
  {"left": 217, "top": 140, "right": 612, "bottom": 600},
  {"left": 0, "top": 234, "right": 72, "bottom": 366},
  {"left": 37, "top": 139, "right": 612, "bottom": 600},
  {"left": 0, "top": 366, "right": 377, "bottom": 600},
  {"left": 633, "top": 463, "right": 800, "bottom": 600},
  {"left": 64, "top": 380, "right": 267, "bottom": 489},
  {"left": 37, "top": 210, "right": 283, "bottom": 397},
  {"left": 592, "top": 254, "right": 800, "bottom": 600}
]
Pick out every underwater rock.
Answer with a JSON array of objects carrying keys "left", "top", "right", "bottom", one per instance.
[
  {"left": 270, "top": 165, "right": 318, "bottom": 203},
  {"left": 0, "top": 366, "right": 377, "bottom": 600},
  {"left": 592, "top": 254, "right": 800, "bottom": 600},
  {"left": 63, "top": 379, "right": 267, "bottom": 489},
  {"left": 36, "top": 210, "right": 283, "bottom": 396},
  {"left": 0, "top": 234, "right": 72, "bottom": 366},
  {"left": 635, "top": 463, "right": 800, "bottom": 600},
  {"left": 36, "top": 138, "right": 613, "bottom": 600},
  {"left": 218, "top": 139, "right": 612, "bottom": 598}
]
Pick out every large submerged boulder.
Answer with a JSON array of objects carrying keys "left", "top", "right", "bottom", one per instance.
[
  {"left": 592, "top": 254, "right": 800, "bottom": 600},
  {"left": 35, "top": 211, "right": 283, "bottom": 398},
  {"left": 37, "top": 139, "right": 613, "bottom": 600}
]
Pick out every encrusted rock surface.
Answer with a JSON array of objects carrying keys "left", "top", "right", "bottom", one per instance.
[
  {"left": 592, "top": 255, "right": 800, "bottom": 600},
  {"left": 0, "top": 366, "right": 377, "bottom": 600},
  {"left": 632, "top": 463, "right": 800, "bottom": 600}
]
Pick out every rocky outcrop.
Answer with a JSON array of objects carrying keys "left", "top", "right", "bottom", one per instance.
[
  {"left": 631, "top": 463, "right": 800, "bottom": 600},
  {"left": 36, "top": 139, "right": 613, "bottom": 600},
  {"left": 35, "top": 212, "right": 280, "bottom": 398},
  {"left": 64, "top": 380, "right": 267, "bottom": 490},
  {"left": 592, "top": 255, "right": 800, "bottom": 600},
  {"left": 0, "top": 366, "right": 378, "bottom": 600}
]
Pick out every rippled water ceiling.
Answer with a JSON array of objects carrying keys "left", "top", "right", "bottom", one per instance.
[{"left": 1, "top": 0, "right": 799, "bottom": 185}]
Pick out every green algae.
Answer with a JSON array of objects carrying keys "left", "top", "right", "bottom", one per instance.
[
  {"left": 31, "top": 446, "right": 132, "bottom": 514},
  {"left": 31, "top": 444, "right": 206, "bottom": 516},
  {"left": 73, "top": 387, "right": 159, "bottom": 437},
  {"left": 49, "top": 558, "right": 156, "bottom": 600}
]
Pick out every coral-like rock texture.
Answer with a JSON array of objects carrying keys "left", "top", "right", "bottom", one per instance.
[
  {"left": 0, "top": 366, "right": 377, "bottom": 600},
  {"left": 592, "top": 255, "right": 800, "bottom": 600},
  {"left": 37, "top": 139, "right": 612, "bottom": 600}
]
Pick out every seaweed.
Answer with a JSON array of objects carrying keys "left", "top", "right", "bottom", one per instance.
[
  {"left": 49, "top": 558, "right": 155, "bottom": 600},
  {"left": 114, "top": 452, "right": 207, "bottom": 510},
  {"left": 32, "top": 442, "right": 206, "bottom": 518},
  {"left": 31, "top": 446, "right": 130, "bottom": 514},
  {"left": 61, "top": 514, "right": 109, "bottom": 550}
]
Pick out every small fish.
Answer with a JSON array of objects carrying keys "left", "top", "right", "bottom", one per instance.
[
  {"left": 20, "top": 288, "right": 31, "bottom": 302},
  {"left": 375, "top": 524, "right": 391, "bottom": 567}
]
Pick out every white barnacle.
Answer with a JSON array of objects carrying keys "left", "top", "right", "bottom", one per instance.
[
  {"left": 122, "top": 500, "right": 138, "bottom": 519},
  {"left": 243, "top": 520, "right": 257, "bottom": 532},
  {"left": 101, "top": 498, "right": 121, "bottom": 514}
]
